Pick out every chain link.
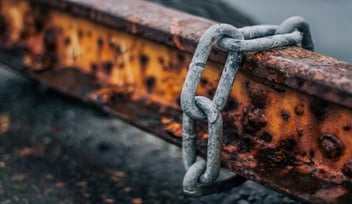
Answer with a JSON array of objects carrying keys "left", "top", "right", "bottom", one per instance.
[{"left": 181, "top": 16, "right": 314, "bottom": 196}]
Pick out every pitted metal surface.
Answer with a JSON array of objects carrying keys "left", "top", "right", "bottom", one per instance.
[
  {"left": 29, "top": 0, "right": 352, "bottom": 109},
  {"left": 1, "top": 0, "right": 352, "bottom": 203}
]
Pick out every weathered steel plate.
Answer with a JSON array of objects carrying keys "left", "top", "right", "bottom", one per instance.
[{"left": 1, "top": 0, "right": 352, "bottom": 203}]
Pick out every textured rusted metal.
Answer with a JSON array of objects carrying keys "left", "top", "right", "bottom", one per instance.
[{"left": 1, "top": 0, "right": 352, "bottom": 203}]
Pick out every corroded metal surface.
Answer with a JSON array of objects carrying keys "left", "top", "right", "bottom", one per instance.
[{"left": 1, "top": 0, "right": 352, "bottom": 203}]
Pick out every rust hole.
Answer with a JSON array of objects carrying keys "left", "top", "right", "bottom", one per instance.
[
  {"left": 310, "top": 98, "right": 329, "bottom": 121},
  {"left": 281, "top": 110, "right": 290, "bottom": 121},
  {"left": 44, "top": 27, "right": 59, "bottom": 51},
  {"left": 318, "top": 134, "right": 345, "bottom": 160},
  {"left": 139, "top": 54, "right": 149, "bottom": 71},
  {"left": 231, "top": 135, "right": 254, "bottom": 153},
  {"left": 78, "top": 29, "right": 84, "bottom": 38},
  {"left": 342, "top": 160, "right": 352, "bottom": 177},
  {"left": 242, "top": 108, "right": 267, "bottom": 133},
  {"left": 200, "top": 78, "right": 208, "bottom": 86},
  {"left": 0, "top": 15, "right": 8, "bottom": 34},
  {"left": 118, "top": 63, "right": 124, "bottom": 69},
  {"left": 224, "top": 97, "right": 238, "bottom": 111},
  {"left": 64, "top": 37, "right": 71, "bottom": 46},
  {"left": 223, "top": 129, "right": 240, "bottom": 146},
  {"left": 21, "top": 10, "right": 36, "bottom": 39},
  {"left": 238, "top": 137, "right": 254, "bottom": 153},
  {"left": 343, "top": 124, "right": 351, "bottom": 131},
  {"left": 33, "top": 9, "right": 46, "bottom": 32},
  {"left": 207, "top": 89, "right": 215, "bottom": 98},
  {"left": 111, "top": 44, "right": 122, "bottom": 56},
  {"left": 91, "top": 63, "right": 98, "bottom": 72},
  {"left": 294, "top": 103, "right": 305, "bottom": 116},
  {"left": 177, "top": 53, "right": 185, "bottom": 63},
  {"left": 158, "top": 57, "right": 165, "bottom": 65},
  {"left": 297, "top": 128, "right": 304, "bottom": 137},
  {"left": 102, "top": 61, "right": 113, "bottom": 74},
  {"left": 145, "top": 76, "right": 156, "bottom": 92},
  {"left": 260, "top": 132, "right": 272, "bottom": 143},
  {"left": 248, "top": 83, "right": 267, "bottom": 109},
  {"left": 97, "top": 37, "right": 104, "bottom": 48}
]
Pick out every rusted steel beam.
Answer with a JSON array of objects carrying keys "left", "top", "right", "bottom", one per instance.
[{"left": 1, "top": 0, "right": 352, "bottom": 203}]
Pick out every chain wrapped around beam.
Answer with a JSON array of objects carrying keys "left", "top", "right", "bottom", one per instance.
[{"left": 180, "top": 16, "right": 314, "bottom": 196}]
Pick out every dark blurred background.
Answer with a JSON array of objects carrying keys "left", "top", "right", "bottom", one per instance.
[{"left": 0, "top": 0, "right": 351, "bottom": 203}]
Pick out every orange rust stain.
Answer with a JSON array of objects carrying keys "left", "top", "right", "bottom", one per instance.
[
  {"left": 3, "top": 0, "right": 352, "bottom": 178},
  {"left": 2, "top": 1, "right": 352, "bottom": 201},
  {"left": 161, "top": 117, "right": 182, "bottom": 137},
  {"left": 0, "top": 113, "right": 10, "bottom": 135},
  {"left": 15, "top": 146, "right": 45, "bottom": 157},
  {"left": 161, "top": 117, "right": 173, "bottom": 124},
  {"left": 165, "top": 122, "right": 182, "bottom": 137}
]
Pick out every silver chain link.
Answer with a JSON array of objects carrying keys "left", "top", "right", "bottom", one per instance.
[{"left": 180, "top": 16, "right": 314, "bottom": 196}]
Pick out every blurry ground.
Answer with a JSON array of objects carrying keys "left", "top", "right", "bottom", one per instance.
[{"left": 0, "top": 66, "right": 299, "bottom": 204}]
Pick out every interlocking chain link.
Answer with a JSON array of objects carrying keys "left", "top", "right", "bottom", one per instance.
[{"left": 180, "top": 16, "right": 314, "bottom": 196}]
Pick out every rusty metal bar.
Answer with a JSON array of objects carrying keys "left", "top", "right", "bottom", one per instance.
[{"left": 1, "top": 0, "right": 352, "bottom": 203}]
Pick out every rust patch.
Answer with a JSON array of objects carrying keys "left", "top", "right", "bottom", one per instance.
[
  {"left": 256, "top": 138, "right": 298, "bottom": 171},
  {"left": 310, "top": 98, "right": 330, "bottom": 121},
  {"left": 0, "top": 15, "right": 7, "bottom": 34},
  {"left": 294, "top": 103, "right": 305, "bottom": 116},
  {"left": 223, "top": 97, "right": 238, "bottom": 111},
  {"left": 64, "top": 37, "right": 71, "bottom": 46},
  {"left": 247, "top": 82, "right": 268, "bottom": 109},
  {"left": 260, "top": 132, "right": 272, "bottom": 143},
  {"left": 97, "top": 37, "right": 104, "bottom": 48},
  {"left": 0, "top": 113, "right": 9, "bottom": 134},
  {"left": 236, "top": 136, "right": 254, "bottom": 153},
  {"left": 342, "top": 160, "right": 352, "bottom": 178},
  {"left": 44, "top": 27, "right": 59, "bottom": 52},
  {"left": 145, "top": 76, "right": 156, "bottom": 93},
  {"left": 139, "top": 54, "right": 149, "bottom": 71},
  {"left": 77, "top": 29, "right": 84, "bottom": 38},
  {"left": 318, "top": 134, "right": 345, "bottom": 160},
  {"left": 343, "top": 123, "right": 351, "bottom": 131},
  {"left": 281, "top": 110, "right": 290, "bottom": 121},
  {"left": 242, "top": 108, "right": 267, "bottom": 133},
  {"left": 0, "top": 14, "right": 9, "bottom": 45},
  {"left": 297, "top": 128, "right": 304, "bottom": 137},
  {"left": 102, "top": 61, "right": 113, "bottom": 74},
  {"left": 42, "top": 27, "right": 60, "bottom": 69}
]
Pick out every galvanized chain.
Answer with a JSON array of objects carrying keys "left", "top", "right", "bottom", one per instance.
[{"left": 180, "top": 16, "right": 314, "bottom": 196}]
